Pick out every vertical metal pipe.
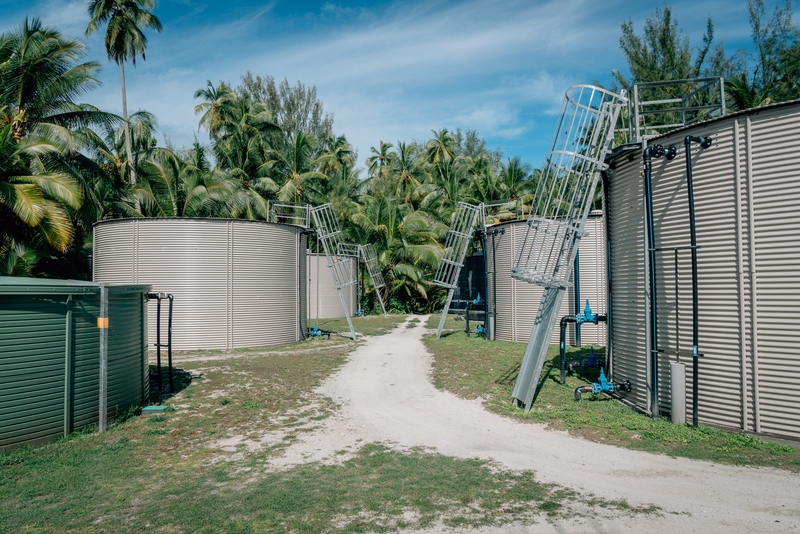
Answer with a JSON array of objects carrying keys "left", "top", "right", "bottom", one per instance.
[
  {"left": 643, "top": 147, "right": 660, "bottom": 417},
  {"left": 574, "top": 250, "right": 581, "bottom": 346},
  {"left": 601, "top": 170, "right": 614, "bottom": 378},
  {"left": 483, "top": 230, "right": 490, "bottom": 339},
  {"left": 64, "top": 294, "right": 73, "bottom": 437},
  {"left": 684, "top": 137, "right": 701, "bottom": 428},
  {"left": 156, "top": 297, "right": 162, "bottom": 392},
  {"left": 745, "top": 117, "right": 761, "bottom": 432},
  {"left": 734, "top": 120, "right": 747, "bottom": 430},
  {"left": 98, "top": 284, "right": 108, "bottom": 432},
  {"left": 675, "top": 248, "right": 680, "bottom": 362},
  {"left": 491, "top": 231, "right": 498, "bottom": 341},
  {"left": 167, "top": 294, "right": 174, "bottom": 394}
]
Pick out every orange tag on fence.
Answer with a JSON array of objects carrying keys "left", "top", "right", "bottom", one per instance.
[{"left": 97, "top": 317, "right": 109, "bottom": 329}]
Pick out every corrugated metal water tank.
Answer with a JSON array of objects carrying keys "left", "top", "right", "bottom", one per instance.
[
  {"left": 490, "top": 212, "right": 607, "bottom": 345},
  {"left": 93, "top": 218, "right": 307, "bottom": 351},
  {"left": 307, "top": 253, "right": 357, "bottom": 319},
  {"left": 606, "top": 100, "right": 800, "bottom": 440},
  {"left": 0, "top": 277, "right": 150, "bottom": 451}
]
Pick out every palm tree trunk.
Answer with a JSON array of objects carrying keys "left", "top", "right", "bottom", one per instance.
[{"left": 119, "top": 61, "right": 139, "bottom": 212}]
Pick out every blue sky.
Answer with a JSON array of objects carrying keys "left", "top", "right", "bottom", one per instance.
[{"left": 0, "top": 0, "right": 778, "bottom": 169}]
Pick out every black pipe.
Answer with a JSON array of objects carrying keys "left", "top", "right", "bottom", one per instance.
[
  {"left": 601, "top": 170, "right": 614, "bottom": 378},
  {"left": 156, "top": 296, "right": 162, "bottom": 392},
  {"left": 167, "top": 294, "right": 174, "bottom": 394},
  {"left": 574, "top": 250, "right": 581, "bottom": 346},
  {"left": 643, "top": 145, "right": 661, "bottom": 417},
  {"left": 465, "top": 300, "right": 471, "bottom": 337},
  {"left": 684, "top": 135, "right": 711, "bottom": 428},
  {"left": 560, "top": 315, "right": 577, "bottom": 384}
]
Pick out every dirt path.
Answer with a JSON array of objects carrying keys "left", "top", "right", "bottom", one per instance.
[{"left": 271, "top": 316, "right": 800, "bottom": 533}]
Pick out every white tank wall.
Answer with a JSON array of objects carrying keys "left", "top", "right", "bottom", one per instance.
[
  {"left": 93, "top": 218, "right": 305, "bottom": 350},
  {"left": 606, "top": 100, "right": 800, "bottom": 439},
  {"left": 307, "top": 253, "right": 357, "bottom": 320},
  {"left": 491, "top": 213, "right": 607, "bottom": 345}
]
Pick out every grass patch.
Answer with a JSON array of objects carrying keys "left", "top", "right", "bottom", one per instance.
[
  {"left": 423, "top": 323, "right": 800, "bottom": 472},
  {"left": 0, "top": 332, "right": 647, "bottom": 532},
  {"left": 314, "top": 314, "right": 408, "bottom": 338}
]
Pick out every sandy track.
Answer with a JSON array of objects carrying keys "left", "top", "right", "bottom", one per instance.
[{"left": 271, "top": 316, "right": 800, "bottom": 533}]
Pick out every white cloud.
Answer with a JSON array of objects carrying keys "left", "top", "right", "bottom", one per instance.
[{"left": 0, "top": 0, "right": 768, "bottom": 168}]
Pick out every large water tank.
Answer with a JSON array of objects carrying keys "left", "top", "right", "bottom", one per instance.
[
  {"left": 93, "top": 218, "right": 307, "bottom": 350},
  {"left": 489, "top": 212, "right": 607, "bottom": 345},
  {"left": 0, "top": 277, "right": 150, "bottom": 451}
]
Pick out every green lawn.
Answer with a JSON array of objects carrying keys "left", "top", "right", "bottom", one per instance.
[
  {"left": 425, "top": 315, "right": 800, "bottom": 472},
  {"left": 0, "top": 319, "right": 647, "bottom": 532}
]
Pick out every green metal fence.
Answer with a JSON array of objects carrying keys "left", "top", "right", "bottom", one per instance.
[{"left": 0, "top": 277, "right": 150, "bottom": 452}]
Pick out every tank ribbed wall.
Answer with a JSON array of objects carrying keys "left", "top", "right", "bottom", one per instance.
[
  {"left": 606, "top": 101, "right": 800, "bottom": 440},
  {"left": 492, "top": 213, "right": 607, "bottom": 345},
  {"left": 93, "top": 218, "right": 305, "bottom": 351}
]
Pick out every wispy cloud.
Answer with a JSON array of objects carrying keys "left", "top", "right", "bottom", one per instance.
[{"left": 0, "top": 0, "right": 764, "bottom": 167}]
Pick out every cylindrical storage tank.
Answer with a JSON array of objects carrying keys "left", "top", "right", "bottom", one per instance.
[
  {"left": 93, "top": 218, "right": 307, "bottom": 351},
  {"left": 0, "top": 277, "right": 150, "bottom": 452},
  {"left": 307, "top": 253, "right": 357, "bottom": 319},
  {"left": 490, "top": 212, "right": 607, "bottom": 345},
  {"left": 605, "top": 100, "right": 800, "bottom": 439}
]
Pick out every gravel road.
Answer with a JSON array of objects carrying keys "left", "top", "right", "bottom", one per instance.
[{"left": 271, "top": 316, "right": 800, "bottom": 533}]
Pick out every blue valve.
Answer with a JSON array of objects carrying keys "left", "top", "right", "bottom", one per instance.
[
  {"left": 473, "top": 293, "right": 482, "bottom": 305},
  {"left": 576, "top": 299, "right": 597, "bottom": 324},
  {"left": 475, "top": 324, "right": 484, "bottom": 335}
]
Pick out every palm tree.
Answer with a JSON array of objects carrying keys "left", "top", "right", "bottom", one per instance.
[
  {"left": 176, "top": 141, "right": 234, "bottom": 217},
  {"left": 725, "top": 71, "right": 773, "bottom": 112},
  {"left": 319, "top": 134, "right": 355, "bottom": 177},
  {"left": 0, "top": 123, "right": 82, "bottom": 253},
  {"left": 270, "top": 131, "right": 327, "bottom": 204},
  {"left": 194, "top": 80, "right": 236, "bottom": 137},
  {"left": 366, "top": 141, "right": 393, "bottom": 180},
  {"left": 0, "top": 17, "right": 117, "bottom": 141},
  {"left": 350, "top": 195, "right": 445, "bottom": 310},
  {"left": 425, "top": 129, "right": 457, "bottom": 165},
  {"left": 392, "top": 141, "right": 422, "bottom": 205},
  {"left": 498, "top": 157, "right": 532, "bottom": 199},
  {"left": 86, "top": 0, "right": 163, "bottom": 198}
]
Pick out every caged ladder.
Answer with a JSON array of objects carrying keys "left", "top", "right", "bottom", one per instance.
[
  {"left": 511, "top": 85, "right": 626, "bottom": 411},
  {"left": 432, "top": 202, "right": 484, "bottom": 339},
  {"left": 310, "top": 204, "right": 359, "bottom": 340},
  {"left": 340, "top": 242, "right": 388, "bottom": 317}
]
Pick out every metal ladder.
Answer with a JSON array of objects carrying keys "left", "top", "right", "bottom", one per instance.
[
  {"left": 432, "top": 202, "right": 483, "bottom": 339},
  {"left": 511, "top": 85, "right": 626, "bottom": 411}
]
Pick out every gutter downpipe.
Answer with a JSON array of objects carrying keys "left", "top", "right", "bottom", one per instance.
[
  {"left": 643, "top": 144, "right": 660, "bottom": 417},
  {"left": 684, "top": 135, "right": 711, "bottom": 428}
]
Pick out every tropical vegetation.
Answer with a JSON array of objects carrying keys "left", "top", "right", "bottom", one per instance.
[{"left": 1, "top": 1, "right": 798, "bottom": 311}]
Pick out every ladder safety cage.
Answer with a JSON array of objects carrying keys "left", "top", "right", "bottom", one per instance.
[
  {"left": 361, "top": 243, "right": 388, "bottom": 316},
  {"left": 268, "top": 201, "right": 311, "bottom": 228},
  {"left": 433, "top": 202, "right": 483, "bottom": 338},
  {"left": 309, "top": 203, "right": 358, "bottom": 340},
  {"left": 511, "top": 85, "right": 626, "bottom": 412},
  {"left": 339, "top": 242, "right": 388, "bottom": 317}
]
